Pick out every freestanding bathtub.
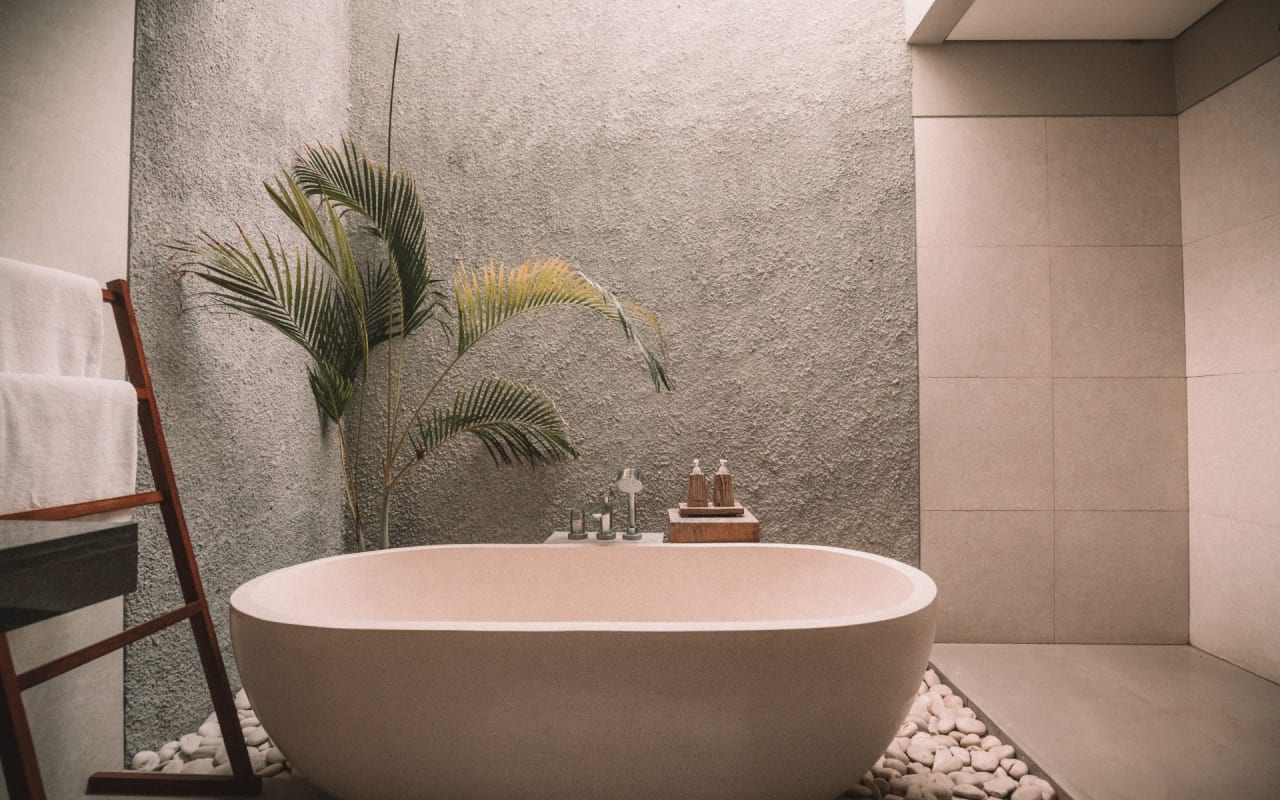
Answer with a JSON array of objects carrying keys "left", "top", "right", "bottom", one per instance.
[{"left": 230, "top": 543, "right": 936, "bottom": 800}]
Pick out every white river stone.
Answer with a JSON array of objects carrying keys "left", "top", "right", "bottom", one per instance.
[
  {"left": 131, "top": 751, "right": 159, "bottom": 771},
  {"left": 243, "top": 726, "right": 270, "bottom": 747},
  {"left": 178, "top": 733, "right": 201, "bottom": 756},
  {"left": 984, "top": 774, "right": 1018, "bottom": 798},
  {"left": 182, "top": 757, "right": 214, "bottom": 775},
  {"left": 970, "top": 749, "right": 1000, "bottom": 772}
]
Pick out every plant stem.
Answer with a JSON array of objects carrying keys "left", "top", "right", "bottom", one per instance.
[
  {"left": 378, "top": 489, "right": 392, "bottom": 550},
  {"left": 336, "top": 418, "right": 364, "bottom": 551}
]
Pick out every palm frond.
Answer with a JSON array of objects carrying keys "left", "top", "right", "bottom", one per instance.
[
  {"left": 410, "top": 379, "right": 577, "bottom": 466},
  {"left": 291, "top": 138, "right": 445, "bottom": 341},
  {"left": 174, "top": 228, "right": 362, "bottom": 422},
  {"left": 453, "top": 258, "right": 671, "bottom": 390}
]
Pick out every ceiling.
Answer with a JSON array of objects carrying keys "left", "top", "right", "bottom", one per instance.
[{"left": 946, "top": 0, "right": 1224, "bottom": 41}]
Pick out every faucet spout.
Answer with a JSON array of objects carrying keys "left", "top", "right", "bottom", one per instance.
[{"left": 616, "top": 468, "right": 644, "bottom": 540}]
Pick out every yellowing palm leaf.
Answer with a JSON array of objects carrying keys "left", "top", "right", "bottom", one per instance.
[{"left": 454, "top": 258, "right": 671, "bottom": 390}]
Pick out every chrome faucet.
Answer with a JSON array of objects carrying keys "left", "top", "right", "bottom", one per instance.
[
  {"left": 593, "top": 491, "right": 615, "bottom": 540},
  {"left": 616, "top": 468, "right": 644, "bottom": 540}
]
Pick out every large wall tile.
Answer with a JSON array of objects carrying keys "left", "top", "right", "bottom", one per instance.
[
  {"left": 915, "top": 117, "right": 1048, "bottom": 247},
  {"left": 1189, "top": 511, "right": 1280, "bottom": 683},
  {"left": 918, "top": 246, "right": 1051, "bottom": 377},
  {"left": 1047, "top": 117, "right": 1182, "bottom": 246},
  {"left": 1179, "top": 56, "right": 1280, "bottom": 243},
  {"left": 1188, "top": 372, "right": 1280, "bottom": 527},
  {"left": 921, "top": 510, "right": 1054, "bottom": 643},
  {"left": 1054, "top": 378, "right": 1188, "bottom": 510},
  {"left": 1054, "top": 511, "right": 1189, "bottom": 643},
  {"left": 1050, "top": 246, "right": 1185, "bottom": 377},
  {"left": 1184, "top": 213, "right": 1280, "bottom": 376},
  {"left": 921, "top": 378, "right": 1053, "bottom": 510}
]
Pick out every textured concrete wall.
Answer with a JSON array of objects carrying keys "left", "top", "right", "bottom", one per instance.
[
  {"left": 347, "top": 1, "right": 918, "bottom": 558},
  {"left": 127, "top": 1, "right": 349, "bottom": 753}
]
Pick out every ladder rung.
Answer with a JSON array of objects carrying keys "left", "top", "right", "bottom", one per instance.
[
  {"left": 0, "top": 492, "right": 165, "bottom": 521},
  {"left": 17, "top": 602, "right": 203, "bottom": 690}
]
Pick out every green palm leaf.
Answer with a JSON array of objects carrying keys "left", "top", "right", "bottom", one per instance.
[
  {"left": 290, "top": 137, "right": 444, "bottom": 344},
  {"left": 410, "top": 378, "right": 577, "bottom": 466},
  {"left": 175, "top": 228, "right": 362, "bottom": 422},
  {"left": 454, "top": 258, "right": 672, "bottom": 390}
]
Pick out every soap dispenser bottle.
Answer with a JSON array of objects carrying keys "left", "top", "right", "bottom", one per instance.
[
  {"left": 685, "top": 459, "right": 709, "bottom": 507},
  {"left": 713, "top": 458, "right": 735, "bottom": 508}
]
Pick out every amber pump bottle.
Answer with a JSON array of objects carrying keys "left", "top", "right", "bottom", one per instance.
[
  {"left": 685, "top": 459, "right": 709, "bottom": 507},
  {"left": 712, "top": 458, "right": 735, "bottom": 508}
]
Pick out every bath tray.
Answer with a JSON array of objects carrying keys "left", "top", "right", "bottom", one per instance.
[{"left": 677, "top": 502, "right": 745, "bottom": 517}]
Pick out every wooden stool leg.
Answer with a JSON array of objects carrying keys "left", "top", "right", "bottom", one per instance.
[{"left": 0, "top": 634, "right": 46, "bottom": 800}]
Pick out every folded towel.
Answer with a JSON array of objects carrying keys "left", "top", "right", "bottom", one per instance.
[
  {"left": 0, "top": 256, "right": 106, "bottom": 378},
  {"left": 0, "top": 373, "right": 137, "bottom": 516}
]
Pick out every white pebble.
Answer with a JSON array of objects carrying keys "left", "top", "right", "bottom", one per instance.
[
  {"left": 178, "top": 733, "right": 201, "bottom": 756},
  {"left": 943, "top": 695, "right": 964, "bottom": 709},
  {"left": 979, "top": 735, "right": 1003, "bottom": 750},
  {"left": 161, "top": 758, "right": 184, "bottom": 774},
  {"left": 984, "top": 774, "right": 1018, "bottom": 799},
  {"left": 265, "top": 747, "right": 287, "bottom": 765},
  {"left": 933, "top": 750, "right": 964, "bottom": 774},
  {"left": 243, "top": 727, "right": 270, "bottom": 747},
  {"left": 1010, "top": 787, "right": 1043, "bottom": 800},
  {"left": 924, "top": 670, "right": 939, "bottom": 687},
  {"left": 990, "top": 745, "right": 1016, "bottom": 761},
  {"left": 1002, "top": 758, "right": 1028, "bottom": 779},
  {"left": 953, "top": 772, "right": 993, "bottom": 787},
  {"left": 949, "top": 745, "right": 970, "bottom": 766},
  {"left": 157, "top": 740, "right": 180, "bottom": 761},
  {"left": 931, "top": 683, "right": 953, "bottom": 698},
  {"left": 952, "top": 785, "right": 985, "bottom": 800},
  {"left": 234, "top": 689, "right": 252, "bottom": 710},
  {"left": 131, "top": 751, "right": 159, "bottom": 771},
  {"left": 937, "top": 712, "right": 957, "bottom": 734},
  {"left": 197, "top": 720, "right": 221, "bottom": 738},
  {"left": 970, "top": 749, "right": 1000, "bottom": 772},
  {"left": 181, "top": 757, "right": 214, "bottom": 775},
  {"left": 955, "top": 716, "right": 986, "bottom": 735},
  {"left": 959, "top": 733, "right": 981, "bottom": 747},
  {"left": 240, "top": 715, "right": 260, "bottom": 729}
]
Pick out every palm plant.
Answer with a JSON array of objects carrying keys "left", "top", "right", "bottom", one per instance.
[{"left": 177, "top": 137, "right": 671, "bottom": 550}]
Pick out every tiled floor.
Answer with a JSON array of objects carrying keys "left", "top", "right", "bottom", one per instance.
[{"left": 930, "top": 643, "right": 1280, "bottom": 800}]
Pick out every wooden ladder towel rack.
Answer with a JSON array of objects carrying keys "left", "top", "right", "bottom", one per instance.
[{"left": 0, "top": 279, "right": 261, "bottom": 797}]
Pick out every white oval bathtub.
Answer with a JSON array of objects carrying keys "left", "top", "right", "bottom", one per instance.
[{"left": 229, "top": 543, "right": 936, "bottom": 800}]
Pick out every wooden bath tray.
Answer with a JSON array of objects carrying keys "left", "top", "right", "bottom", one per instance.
[{"left": 677, "top": 502, "right": 745, "bottom": 517}]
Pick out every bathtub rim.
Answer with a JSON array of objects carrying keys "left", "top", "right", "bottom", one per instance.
[{"left": 229, "top": 542, "right": 936, "bottom": 634}]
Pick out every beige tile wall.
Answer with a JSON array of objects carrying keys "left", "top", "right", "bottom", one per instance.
[
  {"left": 1180, "top": 56, "right": 1280, "bottom": 683},
  {"left": 916, "top": 114, "right": 1189, "bottom": 644}
]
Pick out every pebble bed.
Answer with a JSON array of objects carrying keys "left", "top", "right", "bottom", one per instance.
[{"left": 131, "top": 670, "right": 1057, "bottom": 800}]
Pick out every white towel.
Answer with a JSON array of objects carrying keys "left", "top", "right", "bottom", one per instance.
[
  {"left": 0, "top": 256, "right": 106, "bottom": 378},
  {"left": 0, "top": 373, "right": 137, "bottom": 516}
]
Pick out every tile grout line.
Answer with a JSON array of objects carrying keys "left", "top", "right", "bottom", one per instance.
[{"left": 1044, "top": 116, "right": 1058, "bottom": 646}]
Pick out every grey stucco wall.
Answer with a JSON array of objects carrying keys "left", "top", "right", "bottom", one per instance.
[
  {"left": 125, "top": 0, "right": 916, "bottom": 752},
  {"left": 126, "top": 1, "right": 349, "bottom": 752},
  {"left": 347, "top": 0, "right": 919, "bottom": 557}
]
